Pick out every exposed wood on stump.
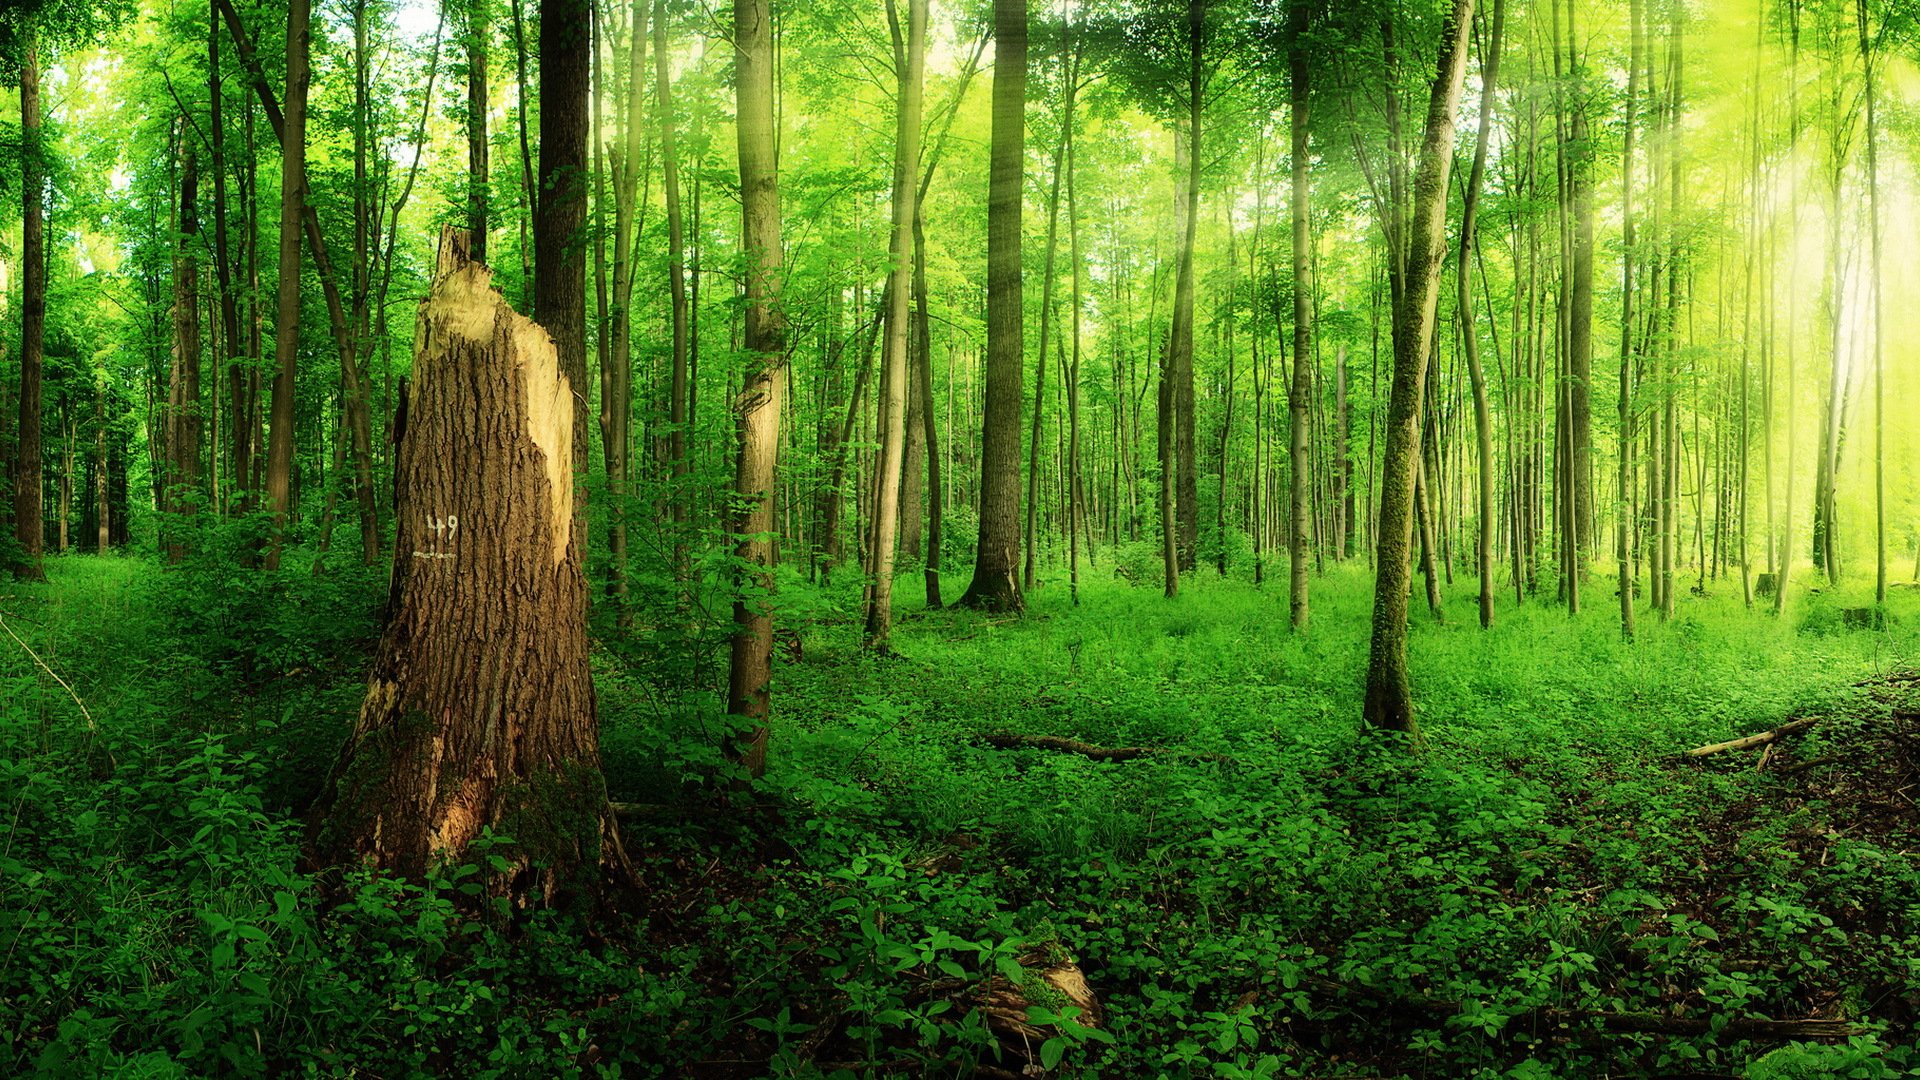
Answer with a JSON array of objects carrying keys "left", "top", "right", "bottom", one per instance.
[{"left": 313, "top": 228, "right": 632, "bottom": 907}]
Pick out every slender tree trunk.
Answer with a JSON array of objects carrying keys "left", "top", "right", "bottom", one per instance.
[
  {"left": 864, "top": 0, "right": 926, "bottom": 649},
  {"left": 11, "top": 40, "right": 47, "bottom": 581},
  {"left": 957, "top": 0, "right": 1027, "bottom": 613},
  {"left": 1617, "top": 0, "right": 1640, "bottom": 636},
  {"left": 536, "top": 0, "right": 593, "bottom": 498},
  {"left": 654, "top": 0, "right": 692, "bottom": 574},
  {"left": 1457, "top": 0, "right": 1503, "bottom": 630},
  {"left": 1362, "top": 0, "right": 1475, "bottom": 738},
  {"left": 1287, "top": 0, "right": 1313, "bottom": 628},
  {"left": 1173, "top": 0, "right": 1204, "bottom": 575},
  {"left": 726, "top": 0, "right": 787, "bottom": 776},
  {"left": 1858, "top": 0, "right": 1885, "bottom": 605},
  {"left": 1025, "top": 117, "right": 1068, "bottom": 593},
  {"left": 167, "top": 146, "right": 204, "bottom": 563},
  {"left": 467, "top": 0, "right": 490, "bottom": 260},
  {"left": 262, "top": 0, "right": 309, "bottom": 570}
]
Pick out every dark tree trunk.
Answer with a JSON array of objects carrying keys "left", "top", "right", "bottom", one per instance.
[
  {"left": 536, "top": 0, "right": 594, "bottom": 485},
  {"left": 263, "top": 0, "right": 309, "bottom": 570},
  {"left": 12, "top": 38, "right": 47, "bottom": 581},
  {"left": 957, "top": 0, "right": 1027, "bottom": 613},
  {"left": 167, "top": 146, "right": 204, "bottom": 563},
  {"left": 314, "top": 230, "right": 631, "bottom": 907},
  {"left": 467, "top": 0, "right": 489, "bottom": 261}
]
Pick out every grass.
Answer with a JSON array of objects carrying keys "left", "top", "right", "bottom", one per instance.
[{"left": 4, "top": 548, "right": 1920, "bottom": 1077}]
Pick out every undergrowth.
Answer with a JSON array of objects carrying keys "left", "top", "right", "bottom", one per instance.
[{"left": 4, "top": 551, "right": 1919, "bottom": 1077}]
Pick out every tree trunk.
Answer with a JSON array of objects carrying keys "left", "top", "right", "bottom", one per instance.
[
  {"left": 727, "top": 0, "right": 787, "bottom": 777},
  {"left": 11, "top": 39, "right": 47, "bottom": 581},
  {"left": 1362, "top": 0, "right": 1475, "bottom": 738},
  {"left": 957, "top": 0, "right": 1026, "bottom": 613},
  {"left": 263, "top": 0, "right": 309, "bottom": 570},
  {"left": 1173, "top": 0, "right": 1203, "bottom": 575},
  {"left": 1458, "top": 0, "right": 1503, "bottom": 630},
  {"left": 467, "top": 0, "right": 489, "bottom": 261},
  {"left": 536, "top": 0, "right": 594, "bottom": 490},
  {"left": 1858, "top": 0, "right": 1885, "bottom": 605},
  {"left": 1288, "top": 0, "right": 1313, "bottom": 629},
  {"left": 864, "top": 0, "right": 926, "bottom": 650},
  {"left": 314, "top": 229, "right": 630, "bottom": 907},
  {"left": 655, "top": 0, "right": 691, "bottom": 573},
  {"left": 1618, "top": 0, "right": 1641, "bottom": 636},
  {"left": 167, "top": 145, "right": 204, "bottom": 563}
]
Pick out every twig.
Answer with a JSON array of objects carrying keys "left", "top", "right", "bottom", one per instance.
[{"left": 0, "top": 610, "right": 97, "bottom": 733}]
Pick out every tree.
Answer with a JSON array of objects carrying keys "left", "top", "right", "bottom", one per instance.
[
  {"left": 1362, "top": 0, "right": 1475, "bottom": 738},
  {"left": 1457, "top": 0, "right": 1503, "bottom": 631},
  {"left": 467, "top": 0, "right": 489, "bottom": 260},
  {"left": 262, "top": 0, "right": 309, "bottom": 570},
  {"left": 864, "top": 0, "right": 927, "bottom": 650},
  {"left": 314, "top": 229, "right": 631, "bottom": 906},
  {"left": 957, "top": 0, "right": 1027, "bottom": 613},
  {"left": 165, "top": 144, "right": 202, "bottom": 563},
  {"left": 535, "top": 0, "right": 593, "bottom": 483},
  {"left": 726, "top": 0, "right": 787, "bottom": 776},
  {"left": 1287, "top": 0, "right": 1312, "bottom": 629},
  {"left": 11, "top": 32, "right": 47, "bottom": 580}
]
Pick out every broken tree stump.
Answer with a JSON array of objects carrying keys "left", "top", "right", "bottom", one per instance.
[{"left": 313, "top": 227, "right": 632, "bottom": 908}]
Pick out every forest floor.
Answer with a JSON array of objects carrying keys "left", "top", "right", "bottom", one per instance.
[{"left": 4, "top": 551, "right": 1920, "bottom": 1078}]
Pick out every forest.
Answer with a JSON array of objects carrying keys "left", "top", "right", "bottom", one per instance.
[{"left": 3, "top": 0, "right": 1920, "bottom": 1073}]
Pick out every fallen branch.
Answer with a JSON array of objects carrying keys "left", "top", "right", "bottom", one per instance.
[
  {"left": 975, "top": 732, "right": 1232, "bottom": 764},
  {"left": 1315, "top": 978, "right": 1860, "bottom": 1039},
  {"left": 1684, "top": 717, "right": 1820, "bottom": 758}
]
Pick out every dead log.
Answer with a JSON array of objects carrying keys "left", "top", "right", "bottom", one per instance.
[{"left": 1683, "top": 717, "right": 1820, "bottom": 758}]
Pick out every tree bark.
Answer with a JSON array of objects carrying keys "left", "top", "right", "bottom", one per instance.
[
  {"left": 11, "top": 38, "right": 47, "bottom": 581},
  {"left": 314, "top": 229, "right": 631, "bottom": 907},
  {"left": 864, "top": 0, "right": 926, "bottom": 650},
  {"left": 655, "top": 0, "right": 691, "bottom": 577},
  {"left": 1362, "top": 0, "right": 1475, "bottom": 738},
  {"left": 1288, "top": 0, "right": 1313, "bottom": 629},
  {"left": 536, "top": 0, "right": 594, "bottom": 489},
  {"left": 167, "top": 145, "right": 204, "bottom": 563},
  {"left": 262, "top": 0, "right": 309, "bottom": 570},
  {"left": 1458, "top": 0, "right": 1503, "bottom": 629},
  {"left": 957, "top": 0, "right": 1027, "bottom": 613},
  {"left": 727, "top": 0, "right": 787, "bottom": 777},
  {"left": 467, "top": 0, "right": 490, "bottom": 261}
]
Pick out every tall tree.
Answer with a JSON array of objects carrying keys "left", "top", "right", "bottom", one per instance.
[
  {"left": 956, "top": 0, "right": 1027, "bottom": 612},
  {"left": 1362, "top": 0, "right": 1475, "bottom": 738},
  {"left": 1857, "top": 0, "right": 1885, "bottom": 606},
  {"left": 1287, "top": 0, "right": 1313, "bottom": 629},
  {"left": 11, "top": 33, "right": 46, "bottom": 581},
  {"left": 536, "top": 0, "right": 594, "bottom": 484},
  {"left": 1457, "top": 0, "right": 1503, "bottom": 630},
  {"left": 165, "top": 144, "right": 202, "bottom": 563},
  {"left": 656, "top": 0, "right": 691, "bottom": 562},
  {"left": 262, "top": 0, "right": 309, "bottom": 570},
  {"left": 726, "top": 0, "right": 787, "bottom": 776},
  {"left": 467, "top": 0, "right": 489, "bottom": 260},
  {"left": 864, "top": 0, "right": 927, "bottom": 650}
]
